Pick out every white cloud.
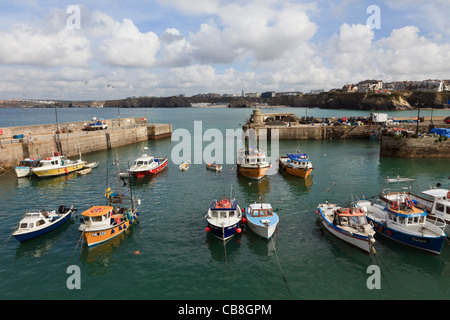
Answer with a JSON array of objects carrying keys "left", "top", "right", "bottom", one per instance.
[{"left": 98, "top": 18, "right": 160, "bottom": 68}]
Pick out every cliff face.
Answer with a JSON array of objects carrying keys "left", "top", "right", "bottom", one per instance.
[
  {"left": 102, "top": 91, "right": 450, "bottom": 110},
  {"left": 268, "top": 91, "right": 449, "bottom": 110}
]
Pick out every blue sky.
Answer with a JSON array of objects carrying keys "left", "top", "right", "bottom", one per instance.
[{"left": 0, "top": 0, "right": 449, "bottom": 100}]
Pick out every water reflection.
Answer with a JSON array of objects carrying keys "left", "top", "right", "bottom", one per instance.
[{"left": 205, "top": 233, "right": 241, "bottom": 263}]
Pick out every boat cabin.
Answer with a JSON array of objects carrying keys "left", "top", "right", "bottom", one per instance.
[
  {"left": 208, "top": 199, "right": 238, "bottom": 219},
  {"left": 133, "top": 155, "right": 154, "bottom": 167},
  {"left": 248, "top": 203, "right": 274, "bottom": 218},
  {"left": 40, "top": 155, "right": 69, "bottom": 167},
  {"left": 238, "top": 148, "right": 268, "bottom": 166},
  {"left": 80, "top": 206, "right": 114, "bottom": 225},
  {"left": 420, "top": 189, "right": 450, "bottom": 218},
  {"left": 18, "top": 159, "right": 41, "bottom": 168},
  {"left": 333, "top": 208, "right": 369, "bottom": 227}
]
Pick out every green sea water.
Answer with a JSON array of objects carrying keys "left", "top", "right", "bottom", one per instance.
[{"left": 0, "top": 107, "right": 449, "bottom": 300}]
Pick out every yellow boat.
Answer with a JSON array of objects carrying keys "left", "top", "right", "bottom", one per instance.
[
  {"left": 32, "top": 154, "right": 85, "bottom": 178},
  {"left": 78, "top": 205, "right": 139, "bottom": 247},
  {"left": 279, "top": 153, "right": 314, "bottom": 179},
  {"left": 236, "top": 148, "right": 271, "bottom": 180}
]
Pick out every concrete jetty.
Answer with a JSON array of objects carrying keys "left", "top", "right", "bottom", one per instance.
[
  {"left": 243, "top": 109, "right": 449, "bottom": 140},
  {"left": 0, "top": 117, "right": 172, "bottom": 170}
]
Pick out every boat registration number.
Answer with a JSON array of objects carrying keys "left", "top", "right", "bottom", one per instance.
[{"left": 92, "top": 232, "right": 106, "bottom": 237}]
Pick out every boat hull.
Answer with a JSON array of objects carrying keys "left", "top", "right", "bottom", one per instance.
[
  {"left": 15, "top": 167, "right": 32, "bottom": 178},
  {"left": 207, "top": 221, "right": 240, "bottom": 241},
  {"left": 368, "top": 217, "right": 445, "bottom": 255},
  {"left": 237, "top": 164, "right": 270, "bottom": 180},
  {"left": 33, "top": 163, "right": 84, "bottom": 178},
  {"left": 131, "top": 158, "right": 168, "bottom": 178},
  {"left": 246, "top": 218, "right": 278, "bottom": 240},
  {"left": 279, "top": 160, "right": 313, "bottom": 178},
  {"left": 81, "top": 211, "right": 139, "bottom": 247},
  {"left": 317, "top": 208, "right": 373, "bottom": 253},
  {"left": 13, "top": 211, "right": 72, "bottom": 243}
]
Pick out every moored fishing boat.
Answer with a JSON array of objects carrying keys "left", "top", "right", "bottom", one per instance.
[
  {"left": 14, "top": 158, "right": 41, "bottom": 178},
  {"left": 279, "top": 152, "right": 313, "bottom": 178},
  {"left": 355, "top": 177, "right": 447, "bottom": 255},
  {"left": 78, "top": 165, "right": 140, "bottom": 247},
  {"left": 205, "top": 198, "right": 242, "bottom": 241},
  {"left": 410, "top": 188, "right": 450, "bottom": 236},
  {"left": 13, "top": 205, "right": 76, "bottom": 242},
  {"left": 129, "top": 153, "right": 168, "bottom": 178},
  {"left": 242, "top": 200, "right": 279, "bottom": 240},
  {"left": 236, "top": 148, "right": 271, "bottom": 180},
  {"left": 316, "top": 202, "right": 375, "bottom": 253},
  {"left": 32, "top": 153, "right": 85, "bottom": 178}
]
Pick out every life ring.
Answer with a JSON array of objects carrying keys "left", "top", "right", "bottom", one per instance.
[
  {"left": 405, "top": 198, "right": 414, "bottom": 208},
  {"left": 392, "top": 201, "right": 399, "bottom": 210}
]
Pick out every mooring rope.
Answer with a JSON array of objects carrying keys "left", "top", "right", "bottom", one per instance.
[
  {"left": 271, "top": 234, "right": 291, "bottom": 297},
  {"left": 67, "top": 231, "right": 84, "bottom": 267}
]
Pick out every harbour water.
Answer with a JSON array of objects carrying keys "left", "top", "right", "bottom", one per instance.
[{"left": 0, "top": 107, "right": 449, "bottom": 300}]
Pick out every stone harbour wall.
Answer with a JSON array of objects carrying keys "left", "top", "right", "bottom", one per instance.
[{"left": 380, "top": 136, "right": 450, "bottom": 158}]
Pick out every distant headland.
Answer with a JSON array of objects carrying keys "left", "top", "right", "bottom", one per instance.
[{"left": 2, "top": 79, "right": 450, "bottom": 111}]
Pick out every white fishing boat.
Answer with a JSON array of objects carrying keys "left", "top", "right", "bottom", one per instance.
[
  {"left": 13, "top": 205, "right": 76, "bottom": 242},
  {"left": 410, "top": 188, "right": 450, "bottom": 237},
  {"left": 243, "top": 200, "right": 279, "bottom": 240},
  {"left": 129, "top": 149, "right": 168, "bottom": 178},
  {"left": 316, "top": 202, "right": 375, "bottom": 253},
  {"left": 355, "top": 177, "right": 447, "bottom": 255},
  {"left": 14, "top": 158, "right": 41, "bottom": 178}
]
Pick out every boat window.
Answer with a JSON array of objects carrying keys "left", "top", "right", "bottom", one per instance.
[
  {"left": 447, "top": 206, "right": 450, "bottom": 215},
  {"left": 267, "top": 209, "right": 273, "bottom": 216},
  {"left": 212, "top": 211, "right": 218, "bottom": 218},
  {"left": 92, "top": 216, "right": 103, "bottom": 222},
  {"left": 436, "top": 203, "right": 445, "bottom": 213},
  {"left": 229, "top": 211, "right": 234, "bottom": 217},
  {"left": 36, "top": 219, "right": 45, "bottom": 226},
  {"left": 220, "top": 211, "right": 227, "bottom": 218},
  {"left": 349, "top": 216, "right": 359, "bottom": 226},
  {"left": 359, "top": 216, "right": 368, "bottom": 225},
  {"left": 20, "top": 223, "right": 27, "bottom": 229},
  {"left": 29, "top": 223, "right": 34, "bottom": 228}
]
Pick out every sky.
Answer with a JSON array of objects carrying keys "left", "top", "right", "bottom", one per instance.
[{"left": 0, "top": 0, "right": 449, "bottom": 101}]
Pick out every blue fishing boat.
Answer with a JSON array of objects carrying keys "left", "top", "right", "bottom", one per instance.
[
  {"left": 243, "top": 200, "right": 279, "bottom": 239},
  {"left": 205, "top": 198, "right": 242, "bottom": 241},
  {"left": 13, "top": 205, "right": 76, "bottom": 242},
  {"left": 355, "top": 177, "right": 447, "bottom": 255}
]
